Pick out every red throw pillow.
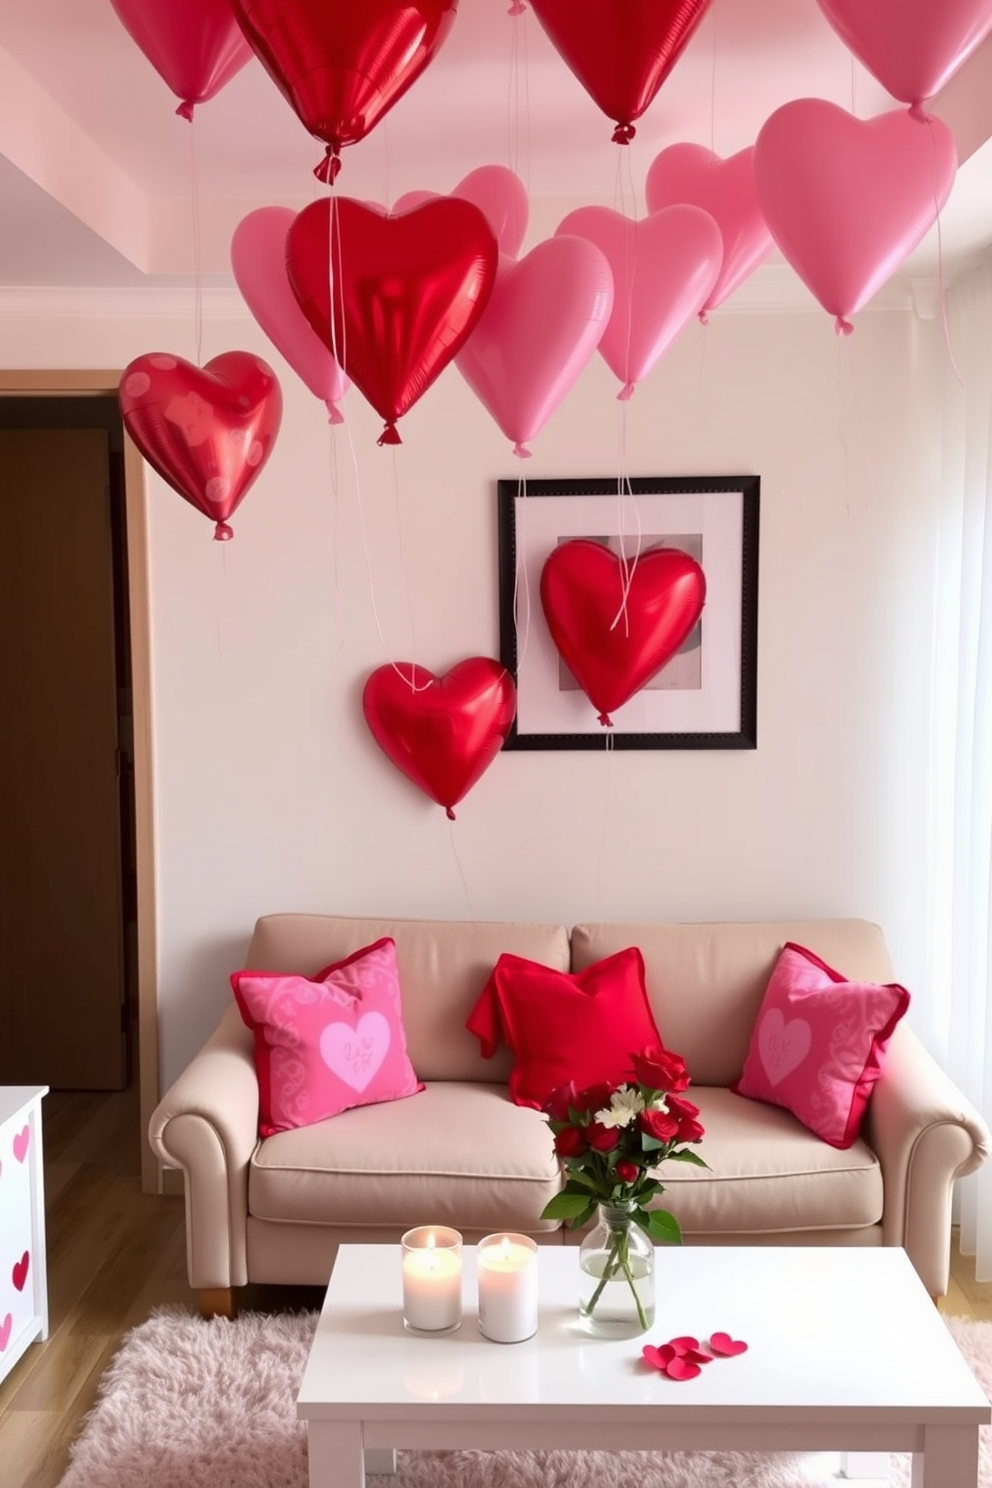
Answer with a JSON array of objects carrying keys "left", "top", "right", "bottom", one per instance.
[
  {"left": 232, "top": 937, "right": 423, "bottom": 1137},
  {"left": 732, "top": 941, "right": 910, "bottom": 1149},
  {"left": 465, "top": 947, "right": 663, "bottom": 1109}
]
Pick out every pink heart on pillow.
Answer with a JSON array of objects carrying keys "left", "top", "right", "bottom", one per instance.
[
  {"left": 320, "top": 1011, "right": 391, "bottom": 1092},
  {"left": 758, "top": 1008, "right": 812, "bottom": 1085}
]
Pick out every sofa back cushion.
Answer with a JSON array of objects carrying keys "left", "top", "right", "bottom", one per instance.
[
  {"left": 570, "top": 920, "right": 895, "bottom": 1087},
  {"left": 244, "top": 915, "right": 570, "bottom": 1082}
]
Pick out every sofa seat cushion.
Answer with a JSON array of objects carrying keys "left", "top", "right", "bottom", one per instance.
[
  {"left": 249, "top": 1082, "right": 562, "bottom": 1234},
  {"left": 650, "top": 1088, "right": 883, "bottom": 1236}
]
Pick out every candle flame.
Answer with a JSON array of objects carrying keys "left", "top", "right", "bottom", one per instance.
[
  {"left": 426, "top": 1232, "right": 436, "bottom": 1250},
  {"left": 499, "top": 1235, "right": 511, "bottom": 1260}
]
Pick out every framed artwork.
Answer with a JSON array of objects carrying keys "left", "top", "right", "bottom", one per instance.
[{"left": 497, "top": 475, "right": 759, "bottom": 750}]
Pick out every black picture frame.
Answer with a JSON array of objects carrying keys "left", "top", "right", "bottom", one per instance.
[{"left": 497, "top": 475, "right": 759, "bottom": 751}]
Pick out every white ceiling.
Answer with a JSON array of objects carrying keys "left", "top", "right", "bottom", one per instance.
[{"left": 2, "top": 0, "right": 992, "bottom": 295}]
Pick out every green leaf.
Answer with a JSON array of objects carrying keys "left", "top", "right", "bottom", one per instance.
[
  {"left": 567, "top": 1200, "right": 598, "bottom": 1231},
  {"left": 540, "top": 1191, "right": 596, "bottom": 1221},
  {"left": 562, "top": 1174, "right": 598, "bottom": 1195},
  {"left": 641, "top": 1208, "right": 683, "bottom": 1244},
  {"left": 666, "top": 1149, "right": 710, "bottom": 1169}
]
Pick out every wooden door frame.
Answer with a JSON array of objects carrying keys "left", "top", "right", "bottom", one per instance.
[{"left": 0, "top": 370, "right": 159, "bottom": 1192}]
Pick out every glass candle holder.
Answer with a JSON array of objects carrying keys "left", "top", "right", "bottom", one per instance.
[
  {"left": 476, "top": 1232, "right": 539, "bottom": 1343},
  {"left": 401, "top": 1226, "right": 463, "bottom": 1334}
]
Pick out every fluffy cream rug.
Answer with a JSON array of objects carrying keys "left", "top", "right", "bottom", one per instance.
[{"left": 56, "top": 1309, "right": 992, "bottom": 1488}]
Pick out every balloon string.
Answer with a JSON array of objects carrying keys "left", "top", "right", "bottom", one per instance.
[
  {"left": 329, "top": 418, "right": 346, "bottom": 650},
  {"left": 447, "top": 817, "right": 474, "bottom": 915},
  {"left": 512, "top": 474, "right": 533, "bottom": 675},
  {"left": 391, "top": 444, "right": 421, "bottom": 678},
  {"left": 340, "top": 408, "right": 430, "bottom": 692},
  {"left": 596, "top": 731, "right": 614, "bottom": 922},
  {"left": 506, "top": 0, "right": 532, "bottom": 216},
  {"left": 216, "top": 539, "right": 226, "bottom": 661},
  {"left": 709, "top": 1, "right": 718, "bottom": 152},
  {"left": 610, "top": 409, "right": 642, "bottom": 636},
  {"left": 836, "top": 335, "right": 853, "bottom": 520},
  {"left": 926, "top": 115, "right": 964, "bottom": 386},
  {"left": 189, "top": 114, "right": 203, "bottom": 366}
]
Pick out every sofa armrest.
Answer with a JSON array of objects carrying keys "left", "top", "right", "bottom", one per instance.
[
  {"left": 147, "top": 1005, "right": 259, "bottom": 1290},
  {"left": 865, "top": 1021, "right": 990, "bottom": 1296}
]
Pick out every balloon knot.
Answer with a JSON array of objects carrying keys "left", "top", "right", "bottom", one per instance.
[
  {"left": 314, "top": 148, "right": 342, "bottom": 185},
  {"left": 512, "top": 441, "right": 532, "bottom": 458},
  {"left": 176, "top": 101, "right": 195, "bottom": 122},
  {"left": 325, "top": 400, "right": 344, "bottom": 425},
  {"left": 508, "top": 0, "right": 526, "bottom": 12},
  {"left": 214, "top": 521, "right": 234, "bottom": 542},
  {"left": 612, "top": 123, "right": 636, "bottom": 145},
  {"left": 445, "top": 806, "right": 457, "bottom": 821},
  {"left": 835, "top": 316, "right": 854, "bottom": 338},
  {"left": 698, "top": 309, "right": 710, "bottom": 326},
  {"left": 597, "top": 711, "right": 614, "bottom": 728},
  {"left": 617, "top": 382, "right": 635, "bottom": 402},
  {"left": 909, "top": 101, "right": 930, "bottom": 123},
  {"left": 377, "top": 422, "right": 402, "bottom": 446}
]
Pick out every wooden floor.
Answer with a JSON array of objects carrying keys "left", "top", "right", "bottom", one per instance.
[{"left": 0, "top": 1085, "right": 991, "bottom": 1487}]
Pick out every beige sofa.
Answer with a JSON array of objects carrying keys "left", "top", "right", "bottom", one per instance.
[{"left": 148, "top": 913, "right": 989, "bottom": 1316}]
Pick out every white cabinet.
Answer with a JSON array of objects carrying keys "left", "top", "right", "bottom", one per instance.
[{"left": 0, "top": 1086, "right": 49, "bottom": 1385}]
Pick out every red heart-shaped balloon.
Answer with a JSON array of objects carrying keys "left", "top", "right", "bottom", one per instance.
[
  {"left": 754, "top": 100, "right": 956, "bottom": 332},
  {"left": 229, "top": 0, "right": 458, "bottom": 179},
  {"left": 109, "top": 0, "right": 253, "bottom": 119},
  {"left": 287, "top": 197, "right": 498, "bottom": 445},
  {"left": 529, "top": 0, "right": 714, "bottom": 142},
  {"left": 119, "top": 352, "right": 283, "bottom": 540},
  {"left": 363, "top": 659, "right": 516, "bottom": 818},
  {"left": 540, "top": 540, "right": 706, "bottom": 724},
  {"left": 645, "top": 144, "right": 773, "bottom": 317}
]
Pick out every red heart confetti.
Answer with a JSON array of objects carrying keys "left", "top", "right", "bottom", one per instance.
[
  {"left": 709, "top": 1331, "right": 748, "bottom": 1357},
  {"left": 642, "top": 1330, "right": 746, "bottom": 1381}
]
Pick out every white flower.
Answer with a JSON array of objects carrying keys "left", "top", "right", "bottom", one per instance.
[{"left": 595, "top": 1088, "right": 646, "bottom": 1128}]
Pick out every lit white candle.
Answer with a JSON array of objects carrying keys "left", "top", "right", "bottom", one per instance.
[
  {"left": 477, "top": 1233, "right": 539, "bottom": 1343},
  {"left": 401, "top": 1226, "right": 463, "bottom": 1333}
]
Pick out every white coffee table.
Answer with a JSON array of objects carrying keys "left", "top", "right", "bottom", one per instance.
[{"left": 297, "top": 1244, "right": 990, "bottom": 1488}]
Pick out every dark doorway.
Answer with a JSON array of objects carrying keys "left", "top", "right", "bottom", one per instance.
[{"left": 0, "top": 396, "right": 137, "bottom": 1089}]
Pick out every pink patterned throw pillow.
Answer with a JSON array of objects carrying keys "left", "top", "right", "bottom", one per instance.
[
  {"left": 732, "top": 942, "right": 910, "bottom": 1149},
  {"left": 231, "top": 937, "right": 423, "bottom": 1137}
]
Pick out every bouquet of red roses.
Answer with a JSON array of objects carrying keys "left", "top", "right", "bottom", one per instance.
[{"left": 539, "top": 1044, "right": 707, "bottom": 1328}]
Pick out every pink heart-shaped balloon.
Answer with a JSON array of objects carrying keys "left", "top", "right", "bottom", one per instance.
[
  {"left": 395, "top": 166, "right": 530, "bottom": 259},
  {"left": 815, "top": 0, "right": 992, "bottom": 110},
  {"left": 645, "top": 144, "right": 773, "bottom": 316},
  {"left": 455, "top": 236, "right": 613, "bottom": 455},
  {"left": 540, "top": 539, "right": 707, "bottom": 724},
  {"left": 362, "top": 658, "right": 516, "bottom": 818},
  {"left": 231, "top": 207, "right": 349, "bottom": 422},
  {"left": 286, "top": 196, "right": 498, "bottom": 445},
  {"left": 109, "top": 0, "right": 253, "bottom": 118},
  {"left": 754, "top": 100, "right": 956, "bottom": 332},
  {"left": 555, "top": 205, "right": 722, "bottom": 396},
  {"left": 119, "top": 352, "right": 283, "bottom": 540},
  {"left": 709, "top": 1331, "right": 748, "bottom": 1357}
]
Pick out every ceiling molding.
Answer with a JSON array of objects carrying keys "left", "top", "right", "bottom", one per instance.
[{"left": 0, "top": 42, "right": 148, "bottom": 270}]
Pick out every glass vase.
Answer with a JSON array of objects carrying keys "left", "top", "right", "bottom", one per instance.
[{"left": 578, "top": 1203, "right": 656, "bottom": 1337}]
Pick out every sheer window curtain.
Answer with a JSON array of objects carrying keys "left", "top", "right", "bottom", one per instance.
[{"left": 928, "top": 250, "right": 992, "bottom": 1278}]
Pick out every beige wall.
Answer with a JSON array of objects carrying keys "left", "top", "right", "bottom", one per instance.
[{"left": 0, "top": 288, "right": 944, "bottom": 1087}]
